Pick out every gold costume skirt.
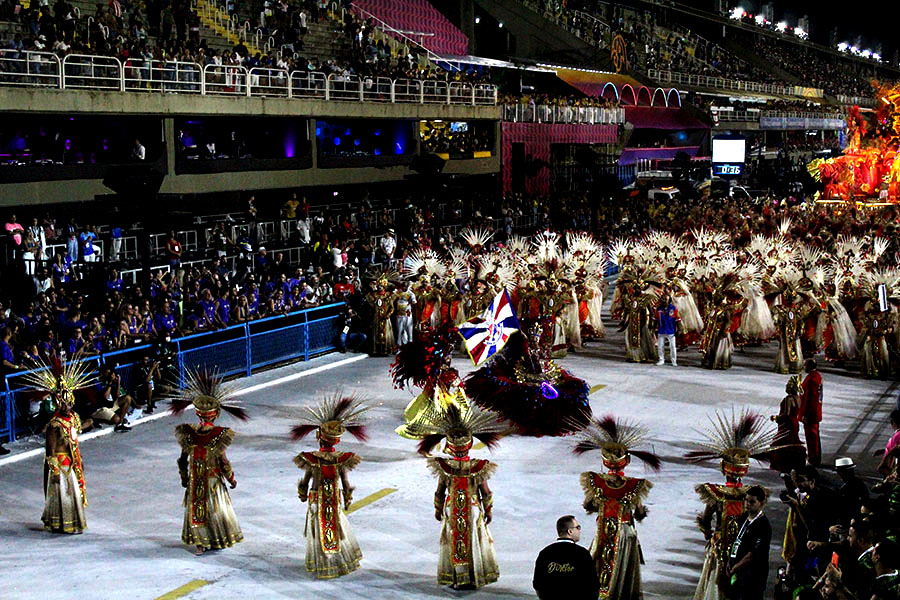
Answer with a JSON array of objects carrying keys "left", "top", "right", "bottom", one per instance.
[
  {"left": 592, "top": 521, "right": 642, "bottom": 600},
  {"left": 437, "top": 499, "right": 499, "bottom": 588},
  {"left": 693, "top": 542, "right": 724, "bottom": 600},
  {"left": 43, "top": 466, "right": 87, "bottom": 534},
  {"left": 182, "top": 476, "right": 243, "bottom": 549},
  {"left": 304, "top": 490, "right": 362, "bottom": 579}
]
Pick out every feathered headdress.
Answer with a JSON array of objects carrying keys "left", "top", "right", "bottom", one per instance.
[
  {"left": 572, "top": 414, "right": 661, "bottom": 472},
  {"left": 22, "top": 354, "right": 96, "bottom": 409},
  {"left": 684, "top": 408, "right": 774, "bottom": 476},
  {"left": 290, "top": 393, "right": 369, "bottom": 444},
  {"left": 460, "top": 227, "right": 494, "bottom": 252},
  {"left": 168, "top": 368, "right": 249, "bottom": 421},
  {"left": 402, "top": 248, "right": 446, "bottom": 281},
  {"left": 390, "top": 323, "right": 459, "bottom": 391},
  {"left": 416, "top": 404, "right": 505, "bottom": 456}
]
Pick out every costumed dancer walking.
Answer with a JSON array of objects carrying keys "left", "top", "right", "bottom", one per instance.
[
  {"left": 858, "top": 268, "right": 898, "bottom": 378},
  {"left": 393, "top": 280, "right": 416, "bottom": 347},
  {"left": 290, "top": 394, "right": 368, "bottom": 579},
  {"left": 365, "top": 269, "right": 396, "bottom": 356},
  {"left": 25, "top": 357, "right": 94, "bottom": 534},
  {"left": 566, "top": 231, "right": 607, "bottom": 341},
  {"left": 418, "top": 405, "right": 504, "bottom": 590},
  {"left": 771, "top": 268, "right": 817, "bottom": 374},
  {"left": 768, "top": 375, "right": 807, "bottom": 474},
  {"left": 393, "top": 324, "right": 468, "bottom": 439},
  {"left": 170, "top": 369, "right": 248, "bottom": 555},
  {"left": 574, "top": 414, "right": 660, "bottom": 600},
  {"left": 685, "top": 409, "right": 774, "bottom": 600},
  {"left": 464, "top": 319, "right": 592, "bottom": 437},
  {"left": 699, "top": 257, "right": 753, "bottom": 370}
]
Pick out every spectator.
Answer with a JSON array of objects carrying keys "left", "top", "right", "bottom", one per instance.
[
  {"left": 90, "top": 363, "right": 132, "bottom": 431},
  {"left": 131, "top": 354, "right": 160, "bottom": 413},
  {"left": 533, "top": 515, "right": 599, "bottom": 599},
  {"left": 166, "top": 230, "right": 182, "bottom": 269},
  {"left": 878, "top": 410, "right": 900, "bottom": 476},
  {"left": 337, "top": 305, "right": 366, "bottom": 352},
  {"left": 0, "top": 326, "right": 22, "bottom": 374},
  {"left": 834, "top": 457, "right": 869, "bottom": 528},
  {"left": 132, "top": 138, "right": 145, "bottom": 160}
]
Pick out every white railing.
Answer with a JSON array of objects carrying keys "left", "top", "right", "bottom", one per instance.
[
  {"left": 502, "top": 104, "right": 625, "bottom": 125},
  {"left": 123, "top": 59, "right": 203, "bottom": 93},
  {"left": 648, "top": 69, "right": 824, "bottom": 99},
  {"left": 0, "top": 49, "right": 61, "bottom": 88},
  {"left": 836, "top": 95, "right": 876, "bottom": 107},
  {"left": 712, "top": 109, "right": 844, "bottom": 122},
  {"left": 0, "top": 51, "right": 498, "bottom": 105}
]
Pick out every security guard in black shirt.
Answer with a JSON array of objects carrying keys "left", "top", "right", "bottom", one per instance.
[{"left": 533, "top": 515, "right": 600, "bottom": 599}]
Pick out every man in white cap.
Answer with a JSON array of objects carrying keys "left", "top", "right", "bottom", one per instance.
[
  {"left": 380, "top": 228, "right": 396, "bottom": 266},
  {"left": 835, "top": 456, "right": 869, "bottom": 527}
]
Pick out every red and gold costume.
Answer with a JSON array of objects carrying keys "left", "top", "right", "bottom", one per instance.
[
  {"left": 686, "top": 409, "right": 774, "bottom": 600},
  {"left": 171, "top": 369, "right": 248, "bottom": 554},
  {"left": 417, "top": 405, "right": 503, "bottom": 590},
  {"left": 291, "top": 395, "right": 369, "bottom": 579},
  {"left": 574, "top": 415, "right": 660, "bottom": 600},
  {"left": 43, "top": 411, "right": 87, "bottom": 534},
  {"left": 25, "top": 356, "right": 94, "bottom": 535},
  {"left": 365, "top": 277, "right": 395, "bottom": 356}
]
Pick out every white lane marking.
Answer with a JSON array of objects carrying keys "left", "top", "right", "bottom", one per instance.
[{"left": 0, "top": 354, "right": 369, "bottom": 467}]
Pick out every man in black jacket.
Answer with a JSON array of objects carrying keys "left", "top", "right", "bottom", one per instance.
[
  {"left": 727, "top": 485, "right": 772, "bottom": 600},
  {"left": 533, "top": 515, "right": 599, "bottom": 599}
]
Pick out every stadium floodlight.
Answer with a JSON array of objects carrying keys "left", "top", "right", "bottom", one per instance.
[
  {"left": 837, "top": 42, "right": 849, "bottom": 51},
  {"left": 498, "top": 21, "right": 503, "bottom": 28},
  {"left": 872, "top": 53, "right": 881, "bottom": 61},
  {"left": 850, "top": 45, "right": 859, "bottom": 54},
  {"left": 754, "top": 14, "right": 764, "bottom": 24},
  {"left": 861, "top": 49, "right": 871, "bottom": 58},
  {"left": 474, "top": 16, "right": 480, "bottom": 24},
  {"left": 776, "top": 21, "right": 787, "bottom": 32},
  {"left": 794, "top": 27, "right": 806, "bottom": 38},
  {"left": 730, "top": 7, "right": 743, "bottom": 19}
]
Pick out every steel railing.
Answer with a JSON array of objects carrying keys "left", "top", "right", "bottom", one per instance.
[
  {"left": 648, "top": 69, "right": 824, "bottom": 99},
  {"left": 0, "top": 302, "right": 345, "bottom": 443},
  {"left": 0, "top": 50, "right": 497, "bottom": 105},
  {"left": 502, "top": 104, "right": 625, "bottom": 125}
]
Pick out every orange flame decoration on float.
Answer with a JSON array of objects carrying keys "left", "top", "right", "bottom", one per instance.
[{"left": 808, "top": 82, "right": 900, "bottom": 203}]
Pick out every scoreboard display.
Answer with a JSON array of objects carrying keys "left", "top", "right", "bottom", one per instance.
[{"left": 711, "top": 136, "right": 746, "bottom": 179}]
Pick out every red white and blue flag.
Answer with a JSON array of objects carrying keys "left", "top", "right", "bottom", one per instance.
[{"left": 457, "top": 289, "right": 520, "bottom": 366}]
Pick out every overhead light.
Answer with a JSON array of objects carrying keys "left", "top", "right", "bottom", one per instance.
[
  {"left": 873, "top": 53, "right": 881, "bottom": 61},
  {"left": 730, "top": 7, "right": 743, "bottom": 19},
  {"left": 776, "top": 21, "right": 787, "bottom": 32},
  {"left": 498, "top": 21, "right": 503, "bottom": 28},
  {"left": 794, "top": 27, "right": 805, "bottom": 38},
  {"left": 754, "top": 14, "right": 764, "bottom": 24},
  {"left": 474, "top": 16, "right": 480, "bottom": 24},
  {"left": 861, "top": 49, "right": 871, "bottom": 58},
  {"left": 837, "top": 42, "right": 848, "bottom": 51}
]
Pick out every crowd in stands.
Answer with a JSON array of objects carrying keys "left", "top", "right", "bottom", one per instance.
[
  {"left": 705, "top": 96, "right": 845, "bottom": 115},
  {"left": 751, "top": 36, "right": 880, "bottom": 97},
  {"left": 500, "top": 93, "right": 617, "bottom": 108}
]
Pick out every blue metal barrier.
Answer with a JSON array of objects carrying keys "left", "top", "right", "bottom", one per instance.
[{"left": 0, "top": 302, "right": 345, "bottom": 443}]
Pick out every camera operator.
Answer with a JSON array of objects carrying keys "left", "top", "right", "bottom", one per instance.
[
  {"left": 91, "top": 363, "right": 133, "bottom": 432},
  {"left": 338, "top": 304, "right": 366, "bottom": 353},
  {"left": 132, "top": 354, "right": 161, "bottom": 414}
]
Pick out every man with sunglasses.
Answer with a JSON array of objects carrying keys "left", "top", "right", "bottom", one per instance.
[{"left": 533, "top": 515, "right": 599, "bottom": 599}]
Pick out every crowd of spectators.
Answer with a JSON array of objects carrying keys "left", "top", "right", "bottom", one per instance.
[{"left": 751, "top": 36, "right": 881, "bottom": 97}]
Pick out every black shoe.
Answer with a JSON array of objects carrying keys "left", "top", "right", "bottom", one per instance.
[
  {"left": 0, "top": 445, "right": 10, "bottom": 455},
  {"left": 144, "top": 405, "right": 155, "bottom": 415},
  {"left": 114, "top": 423, "right": 132, "bottom": 432}
]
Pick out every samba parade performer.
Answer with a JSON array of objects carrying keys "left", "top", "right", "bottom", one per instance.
[
  {"left": 699, "top": 258, "right": 758, "bottom": 370},
  {"left": 768, "top": 376, "right": 806, "bottom": 474},
  {"left": 393, "top": 324, "right": 468, "bottom": 439},
  {"left": 858, "top": 269, "right": 898, "bottom": 378},
  {"left": 365, "top": 269, "right": 396, "bottom": 356},
  {"left": 25, "top": 356, "right": 95, "bottom": 534},
  {"left": 170, "top": 369, "right": 248, "bottom": 555},
  {"left": 685, "top": 410, "right": 774, "bottom": 600},
  {"left": 418, "top": 405, "right": 504, "bottom": 590},
  {"left": 290, "top": 394, "right": 369, "bottom": 579},
  {"left": 575, "top": 415, "right": 660, "bottom": 600},
  {"left": 463, "top": 290, "right": 591, "bottom": 436},
  {"left": 771, "top": 269, "right": 817, "bottom": 375}
]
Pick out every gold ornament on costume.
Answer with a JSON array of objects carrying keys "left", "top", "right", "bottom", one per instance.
[
  {"left": 685, "top": 408, "right": 775, "bottom": 478},
  {"left": 22, "top": 354, "right": 96, "bottom": 409}
]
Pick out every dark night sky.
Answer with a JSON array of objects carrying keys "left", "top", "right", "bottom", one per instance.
[{"left": 681, "top": 0, "right": 898, "bottom": 60}]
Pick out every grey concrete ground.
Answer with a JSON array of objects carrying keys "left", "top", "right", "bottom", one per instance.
[{"left": 0, "top": 331, "right": 896, "bottom": 599}]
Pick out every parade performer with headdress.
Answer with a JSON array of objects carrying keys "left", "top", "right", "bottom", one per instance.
[
  {"left": 858, "top": 269, "right": 898, "bottom": 378},
  {"left": 464, "top": 317, "right": 591, "bottom": 437},
  {"left": 699, "top": 258, "right": 750, "bottom": 370},
  {"left": 25, "top": 356, "right": 94, "bottom": 534},
  {"left": 290, "top": 393, "right": 368, "bottom": 579},
  {"left": 575, "top": 414, "right": 660, "bottom": 600},
  {"left": 365, "top": 268, "right": 397, "bottom": 356},
  {"left": 685, "top": 409, "right": 774, "bottom": 600},
  {"left": 617, "top": 267, "right": 661, "bottom": 364},
  {"left": 771, "top": 268, "right": 817, "bottom": 374},
  {"left": 419, "top": 405, "right": 503, "bottom": 590},
  {"left": 170, "top": 368, "right": 248, "bottom": 555},
  {"left": 768, "top": 376, "right": 806, "bottom": 474},
  {"left": 393, "top": 324, "right": 468, "bottom": 439}
]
